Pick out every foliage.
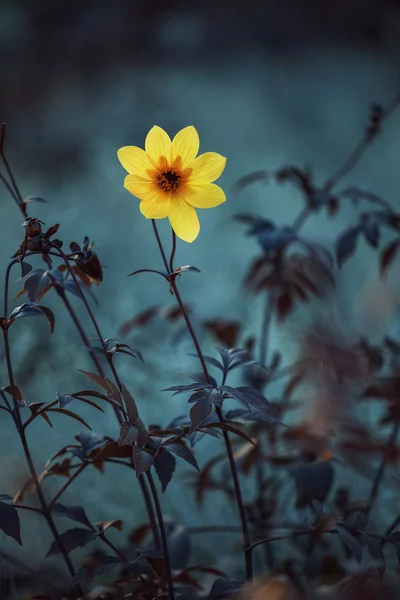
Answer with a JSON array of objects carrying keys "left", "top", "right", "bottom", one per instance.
[{"left": 1, "top": 94, "right": 400, "bottom": 600}]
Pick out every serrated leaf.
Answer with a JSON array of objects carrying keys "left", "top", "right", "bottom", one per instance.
[
  {"left": 190, "top": 396, "right": 213, "bottom": 431},
  {"left": 119, "top": 422, "right": 139, "bottom": 446},
  {"left": 0, "top": 501, "right": 22, "bottom": 545},
  {"left": 133, "top": 448, "right": 154, "bottom": 477},
  {"left": 45, "top": 528, "right": 96, "bottom": 557},
  {"left": 121, "top": 384, "right": 139, "bottom": 423}
]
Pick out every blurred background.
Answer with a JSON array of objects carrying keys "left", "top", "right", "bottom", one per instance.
[{"left": 1, "top": 0, "right": 400, "bottom": 580}]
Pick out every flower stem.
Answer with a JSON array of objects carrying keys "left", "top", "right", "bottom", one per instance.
[{"left": 151, "top": 220, "right": 253, "bottom": 580}]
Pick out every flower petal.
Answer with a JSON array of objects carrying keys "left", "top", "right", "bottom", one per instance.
[
  {"left": 169, "top": 198, "right": 200, "bottom": 243},
  {"left": 171, "top": 126, "right": 199, "bottom": 169},
  {"left": 140, "top": 192, "right": 171, "bottom": 219},
  {"left": 188, "top": 152, "right": 226, "bottom": 183},
  {"left": 145, "top": 126, "right": 172, "bottom": 165},
  {"left": 124, "top": 174, "right": 157, "bottom": 199},
  {"left": 117, "top": 146, "right": 154, "bottom": 176},
  {"left": 184, "top": 183, "right": 226, "bottom": 209}
]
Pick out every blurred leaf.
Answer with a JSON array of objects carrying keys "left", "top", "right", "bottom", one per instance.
[
  {"left": 203, "top": 320, "right": 240, "bottom": 348},
  {"left": 289, "top": 460, "right": 334, "bottom": 508},
  {"left": 45, "top": 528, "right": 96, "bottom": 556},
  {"left": 24, "top": 196, "right": 47, "bottom": 205},
  {"left": 234, "top": 170, "right": 269, "bottom": 192},
  {"left": 335, "top": 227, "right": 361, "bottom": 268},
  {"left": 155, "top": 449, "right": 176, "bottom": 492},
  {"left": 0, "top": 501, "right": 22, "bottom": 545},
  {"left": 209, "top": 577, "right": 244, "bottom": 598},
  {"left": 276, "top": 291, "right": 294, "bottom": 321},
  {"left": 168, "top": 525, "right": 191, "bottom": 570},
  {"left": 338, "top": 187, "right": 390, "bottom": 210},
  {"left": 52, "top": 503, "right": 93, "bottom": 529},
  {"left": 380, "top": 239, "right": 400, "bottom": 277},
  {"left": 335, "top": 524, "right": 363, "bottom": 564}
]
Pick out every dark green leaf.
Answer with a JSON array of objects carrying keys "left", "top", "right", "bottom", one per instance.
[
  {"left": 52, "top": 503, "right": 93, "bottom": 529},
  {"left": 45, "top": 528, "right": 96, "bottom": 557},
  {"left": 155, "top": 449, "right": 176, "bottom": 492},
  {"left": 0, "top": 501, "right": 22, "bottom": 545}
]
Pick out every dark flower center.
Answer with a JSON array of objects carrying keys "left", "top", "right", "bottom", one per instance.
[{"left": 157, "top": 169, "right": 181, "bottom": 192}]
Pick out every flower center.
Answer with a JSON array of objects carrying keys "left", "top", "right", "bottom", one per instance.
[{"left": 157, "top": 169, "right": 181, "bottom": 192}]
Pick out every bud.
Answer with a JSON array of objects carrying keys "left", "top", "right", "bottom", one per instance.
[{"left": 70, "top": 237, "right": 103, "bottom": 286}]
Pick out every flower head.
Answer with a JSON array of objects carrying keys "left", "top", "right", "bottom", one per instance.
[{"left": 117, "top": 126, "right": 226, "bottom": 243}]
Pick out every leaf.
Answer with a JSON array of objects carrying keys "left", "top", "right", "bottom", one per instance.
[
  {"left": 276, "top": 291, "right": 294, "bottom": 321},
  {"left": 46, "top": 408, "right": 92, "bottom": 430},
  {"left": 289, "top": 460, "right": 334, "bottom": 508},
  {"left": 163, "top": 442, "right": 199, "bottom": 471},
  {"left": 361, "top": 220, "right": 380, "bottom": 247},
  {"left": 234, "top": 170, "right": 269, "bottom": 192},
  {"left": 380, "top": 239, "right": 400, "bottom": 277},
  {"left": 155, "top": 449, "right": 176, "bottom": 492},
  {"left": 9, "top": 302, "right": 55, "bottom": 333},
  {"left": 70, "top": 554, "right": 124, "bottom": 584},
  {"left": 190, "top": 395, "right": 213, "bottom": 431},
  {"left": 24, "top": 195, "right": 47, "bottom": 205},
  {"left": 209, "top": 577, "right": 244, "bottom": 598},
  {"left": 236, "top": 386, "right": 280, "bottom": 422},
  {"left": 133, "top": 448, "right": 154, "bottom": 477},
  {"left": 175, "top": 265, "right": 201, "bottom": 274},
  {"left": 0, "top": 501, "right": 22, "bottom": 545},
  {"left": 45, "top": 528, "right": 97, "bottom": 557},
  {"left": 204, "top": 421, "right": 256, "bottom": 446},
  {"left": 51, "top": 503, "right": 93, "bottom": 529},
  {"left": 76, "top": 432, "right": 106, "bottom": 455},
  {"left": 168, "top": 526, "right": 191, "bottom": 570},
  {"left": 335, "top": 227, "right": 361, "bottom": 268},
  {"left": 119, "top": 422, "right": 139, "bottom": 446},
  {"left": 338, "top": 187, "right": 390, "bottom": 209},
  {"left": 20, "top": 262, "right": 32, "bottom": 277},
  {"left": 335, "top": 525, "right": 363, "bottom": 564},
  {"left": 97, "top": 519, "right": 123, "bottom": 532},
  {"left": 188, "top": 353, "right": 223, "bottom": 371},
  {"left": 203, "top": 320, "right": 240, "bottom": 348},
  {"left": 56, "top": 393, "right": 74, "bottom": 409},
  {"left": 121, "top": 384, "right": 139, "bottom": 424}
]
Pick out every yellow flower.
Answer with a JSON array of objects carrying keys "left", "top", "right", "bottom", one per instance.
[{"left": 117, "top": 126, "right": 226, "bottom": 243}]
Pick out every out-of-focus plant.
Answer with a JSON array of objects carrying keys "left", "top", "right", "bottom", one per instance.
[{"left": 1, "top": 91, "right": 400, "bottom": 600}]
